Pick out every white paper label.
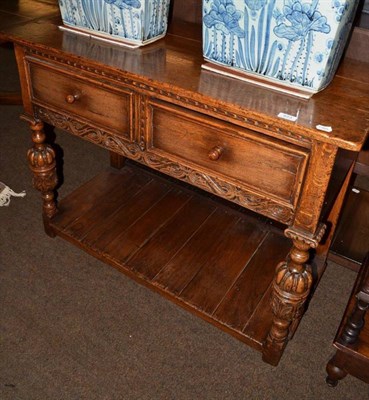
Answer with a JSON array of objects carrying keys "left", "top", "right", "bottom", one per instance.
[
  {"left": 278, "top": 112, "right": 298, "bottom": 122},
  {"left": 316, "top": 124, "right": 332, "bottom": 132}
]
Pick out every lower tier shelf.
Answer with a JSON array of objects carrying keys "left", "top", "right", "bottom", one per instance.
[{"left": 49, "top": 164, "right": 305, "bottom": 356}]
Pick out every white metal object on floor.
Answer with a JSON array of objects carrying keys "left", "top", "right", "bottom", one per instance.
[{"left": 0, "top": 182, "right": 26, "bottom": 206}]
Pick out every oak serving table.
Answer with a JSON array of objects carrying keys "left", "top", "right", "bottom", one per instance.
[{"left": 1, "top": 1, "right": 368, "bottom": 366}]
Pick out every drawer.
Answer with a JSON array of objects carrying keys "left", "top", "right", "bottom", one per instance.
[
  {"left": 27, "top": 60, "right": 134, "bottom": 139},
  {"left": 147, "top": 101, "right": 309, "bottom": 208}
]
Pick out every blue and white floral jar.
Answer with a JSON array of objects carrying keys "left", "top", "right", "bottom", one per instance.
[
  {"left": 202, "top": 0, "right": 360, "bottom": 96},
  {"left": 58, "top": 0, "right": 171, "bottom": 47}
]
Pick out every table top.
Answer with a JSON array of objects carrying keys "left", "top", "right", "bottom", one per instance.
[{"left": 1, "top": 0, "right": 368, "bottom": 152}]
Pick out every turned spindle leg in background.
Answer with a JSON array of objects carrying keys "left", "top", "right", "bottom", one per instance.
[{"left": 326, "top": 259, "right": 369, "bottom": 386}]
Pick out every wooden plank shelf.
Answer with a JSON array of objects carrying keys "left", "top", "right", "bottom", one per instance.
[{"left": 49, "top": 164, "right": 293, "bottom": 353}]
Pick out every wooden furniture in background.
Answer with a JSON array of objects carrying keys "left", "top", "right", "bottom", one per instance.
[
  {"left": 0, "top": 0, "right": 59, "bottom": 105},
  {"left": 0, "top": 40, "right": 22, "bottom": 105},
  {"left": 329, "top": 188, "right": 369, "bottom": 271},
  {"left": 0, "top": 0, "right": 368, "bottom": 367},
  {"left": 328, "top": 27, "right": 369, "bottom": 270},
  {"left": 0, "top": 88, "right": 22, "bottom": 105},
  {"left": 345, "top": 28, "right": 369, "bottom": 63},
  {"left": 326, "top": 254, "right": 369, "bottom": 386},
  {"left": 355, "top": 146, "right": 369, "bottom": 178}
]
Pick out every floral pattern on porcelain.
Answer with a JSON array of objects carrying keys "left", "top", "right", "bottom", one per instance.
[
  {"left": 58, "top": 0, "right": 171, "bottom": 45},
  {"left": 203, "top": 0, "right": 360, "bottom": 93}
]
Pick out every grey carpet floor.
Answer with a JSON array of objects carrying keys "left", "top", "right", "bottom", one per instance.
[{"left": 1, "top": 47, "right": 368, "bottom": 400}]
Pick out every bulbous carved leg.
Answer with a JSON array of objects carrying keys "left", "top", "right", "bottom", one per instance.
[
  {"left": 27, "top": 120, "right": 58, "bottom": 237},
  {"left": 263, "top": 239, "right": 313, "bottom": 366}
]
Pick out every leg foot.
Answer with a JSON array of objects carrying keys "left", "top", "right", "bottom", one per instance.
[
  {"left": 110, "top": 151, "right": 126, "bottom": 169},
  {"left": 326, "top": 353, "right": 347, "bottom": 386},
  {"left": 325, "top": 376, "right": 338, "bottom": 387},
  {"left": 43, "top": 214, "right": 56, "bottom": 238}
]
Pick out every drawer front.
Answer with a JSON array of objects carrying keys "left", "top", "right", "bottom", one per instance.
[
  {"left": 147, "top": 101, "right": 309, "bottom": 208},
  {"left": 28, "top": 60, "right": 133, "bottom": 138}
]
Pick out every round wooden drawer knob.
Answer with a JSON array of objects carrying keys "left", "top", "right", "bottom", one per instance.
[
  {"left": 208, "top": 146, "right": 224, "bottom": 161},
  {"left": 65, "top": 93, "right": 81, "bottom": 104}
]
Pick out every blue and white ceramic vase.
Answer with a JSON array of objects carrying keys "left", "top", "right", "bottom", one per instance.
[
  {"left": 202, "top": 0, "right": 360, "bottom": 96},
  {"left": 58, "top": 0, "right": 171, "bottom": 47}
]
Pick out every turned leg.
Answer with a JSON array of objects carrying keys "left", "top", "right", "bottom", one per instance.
[
  {"left": 326, "top": 352, "right": 347, "bottom": 386},
  {"left": 263, "top": 239, "right": 313, "bottom": 366},
  {"left": 339, "top": 297, "right": 369, "bottom": 346},
  {"left": 110, "top": 151, "right": 126, "bottom": 169},
  {"left": 27, "top": 119, "right": 58, "bottom": 237}
]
